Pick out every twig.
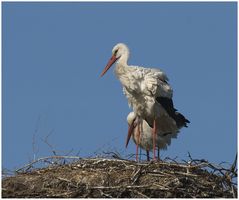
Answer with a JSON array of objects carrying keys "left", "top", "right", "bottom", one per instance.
[
  {"left": 41, "top": 129, "right": 57, "bottom": 156},
  {"left": 102, "top": 151, "right": 123, "bottom": 159},
  {"left": 16, "top": 155, "right": 81, "bottom": 172},
  {"left": 99, "top": 189, "right": 113, "bottom": 198},
  {"left": 90, "top": 184, "right": 153, "bottom": 190},
  {"left": 134, "top": 190, "right": 149, "bottom": 198},
  {"left": 131, "top": 167, "right": 143, "bottom": 184}
]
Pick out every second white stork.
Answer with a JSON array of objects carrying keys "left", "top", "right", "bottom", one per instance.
[
  {"left": 100, "top": 43, "right": 190, "bottom": 160},
  {"left": 127, "top": 112, "right": 178, "bottom": 161}
]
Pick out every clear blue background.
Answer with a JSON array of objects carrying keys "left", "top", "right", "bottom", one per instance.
[{"left": 3, "top": 2, "right": 237, "bottom": 171}]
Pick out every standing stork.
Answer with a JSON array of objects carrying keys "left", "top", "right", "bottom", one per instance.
[
  {"left": 100, "top": 43, "right": 190, "bottom": 160},
  {"left": 127, "top": 112, "right": 178, "bottom": 161}
]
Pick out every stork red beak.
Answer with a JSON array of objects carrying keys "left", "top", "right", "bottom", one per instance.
[
  {"left": 126, "top": 118, "right": 136, "bottom": 148},
  {"left": 100, "top": 55, "right": 118, "bottom": 77}
]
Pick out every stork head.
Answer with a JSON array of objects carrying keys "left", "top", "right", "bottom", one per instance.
[
  {"left": 112, "top": 43, "right": 129, "bottom": 60},
  {"left": 100, "top": 43, "right": 129, "bottom": 77}
]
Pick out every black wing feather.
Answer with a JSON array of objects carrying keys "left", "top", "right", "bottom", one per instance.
[{"left": 156, "top": 97, "right": 190, "bottom": 128}]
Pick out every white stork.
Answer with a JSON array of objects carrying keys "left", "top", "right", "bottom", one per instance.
[
  {"left": 127, "top": 112, "right": 178, "bottom": 161},
  {"left": 100, "top": 43, "right": 190, "bottom": 160}
]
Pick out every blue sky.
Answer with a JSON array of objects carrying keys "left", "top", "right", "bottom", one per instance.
[{"left": 3, "top": 2, "right": 237, "bottom": 170}]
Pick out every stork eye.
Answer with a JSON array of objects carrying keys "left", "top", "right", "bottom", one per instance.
[{"left": 114, "top": 49, "right": 118, "bottom": 55}]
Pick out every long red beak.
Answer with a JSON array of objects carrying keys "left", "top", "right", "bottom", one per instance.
[
  {"left": 126, "top": 118, "right": 136, "bottom": 148},
  {"left": 100, "top": 55, "right": 118, "bottom": 77}
]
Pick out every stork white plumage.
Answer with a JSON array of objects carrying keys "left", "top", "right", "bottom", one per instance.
[
  {"left": 101, "top": 43, "right": 190, "bottom": 160},
  {"left": 127, "top": 112, "right": 178, "bottom": 161}
]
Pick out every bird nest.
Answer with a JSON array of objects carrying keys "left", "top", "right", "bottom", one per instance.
[{"left": 2, "top": 155, "right": 237, "bottom": 198}]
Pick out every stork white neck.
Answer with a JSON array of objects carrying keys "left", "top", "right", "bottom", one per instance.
[
  {"left": 116, "top": 54, "right": 129, "bottom": 67},
  {"left": 112, "top": 43, "right": 132, "bottom": 82}
]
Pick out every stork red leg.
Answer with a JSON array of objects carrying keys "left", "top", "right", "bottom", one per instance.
[
  {"left": 152, "top": 119, "right": 157, "bottom": 160},
  {"left": 135, "top": 121, "right": 141, "bottom": 161}
]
